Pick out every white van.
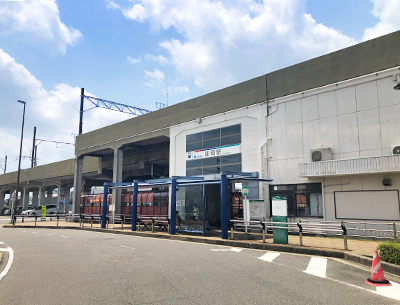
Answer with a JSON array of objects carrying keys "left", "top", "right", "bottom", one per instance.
[{"left": 22, "top": 205, "right": 58, "bottom": 216}]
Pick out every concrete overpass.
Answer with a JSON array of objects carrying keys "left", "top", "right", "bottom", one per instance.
[{"left": 0, "top": 157, "right": 99, "bottom": 212}]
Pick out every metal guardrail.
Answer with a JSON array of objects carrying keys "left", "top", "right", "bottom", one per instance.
[
  {"left": 230, "top": 219, "right": 399, "bottom": 250},
  {"left": 12, "top": 214, "right": 68, "bottom": 227}
]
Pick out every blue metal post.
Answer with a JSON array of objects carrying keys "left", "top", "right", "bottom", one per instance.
[
  {"left": 202, "top": 184, "right": 205, "bottom": 236},
  {"left": 131, "top": 180, "right": 138, "bottom": 231},
  {"left": 101, "top": 183, "right": 108, "bottom": 229},
  {"left": 170, "top": 176, "right": 177, "bottom": 234},
  {"left": 221, "top": 172, "right": 228, "bottom": 239}
]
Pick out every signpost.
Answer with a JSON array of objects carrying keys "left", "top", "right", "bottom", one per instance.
[
  {"left": 41, "top": 205, "right": 46, "bottom": 221},
  {"left": 272, "top": 196, "right": 288, "bottom": 244},
  {"left": 242, "top": 186, "right": 249, "bottom": 232}
]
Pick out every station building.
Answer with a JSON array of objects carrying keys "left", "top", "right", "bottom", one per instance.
[{"left": 1, "top": 30, "right": 400, "bottom": 233}]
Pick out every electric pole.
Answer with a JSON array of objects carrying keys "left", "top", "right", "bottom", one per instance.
[{"left": 31, "top": 126, "right": 36, "bottom": 168}]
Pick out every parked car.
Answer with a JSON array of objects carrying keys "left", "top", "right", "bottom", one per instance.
[
  {"left": 1, "top": 206, "right": 10, "bottom": 215},
  {"left": 2, "top": 206, "right": 22, "bottom": 215},
  {"left": 21, "top": 204, "right": 58, "bottom": 216}
]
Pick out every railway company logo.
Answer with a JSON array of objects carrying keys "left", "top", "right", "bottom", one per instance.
[{"left": 187, "top": 152, "right": 193, "bottom": 159}]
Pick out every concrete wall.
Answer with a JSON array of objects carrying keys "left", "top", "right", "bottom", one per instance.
[
  {"left": 267, "top": 30, "right": 400, "bottom": 99},
  {"left": 267, "top": 67, "right": 400, "bottom": 185}
]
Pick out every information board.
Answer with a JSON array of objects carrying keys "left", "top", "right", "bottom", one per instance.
[{"left": 249, "top": 200, "right": 265, "bottom": 219}]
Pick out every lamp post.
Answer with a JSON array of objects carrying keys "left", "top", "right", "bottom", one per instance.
[{"left": 12, "top": 100, "right": 26, "bottom": 221}]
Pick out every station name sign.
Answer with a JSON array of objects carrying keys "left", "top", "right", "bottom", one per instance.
[{"left": 187, "top": 143, "right": 240, "bottom": 160}]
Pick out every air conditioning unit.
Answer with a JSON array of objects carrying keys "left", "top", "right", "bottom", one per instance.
[
  {"left": 310, "top": 148, "right": 332, "bottom": 162},
  {"left": 391, "top": 145, "right": 400, "bottom": 155}
]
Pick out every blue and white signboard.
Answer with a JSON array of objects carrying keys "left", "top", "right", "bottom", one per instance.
[{"left": 187, "top": 143, "right": 240, "bottom": 160}]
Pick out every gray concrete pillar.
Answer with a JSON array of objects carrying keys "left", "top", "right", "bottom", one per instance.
[
  {"left": 59, "top": 186, "right": 66, "bottom": 213},
  {"left": 18, "top": 190, "right": 23, "bottom": 209},
  {"left": 22, "top": 187, "right": 30, "bottom": 211},
  {"left": 47, "top": 186, "right": 57, "bottom": 205},
  {"left": 72, "top": 156, "right": 84, "bottom": 214},
  {"left": 112, "top": 148, "right": 123, "bottom": 214},
  {"left": 0, "top": 190, "right": 5, "bottom": 213},
  {"left": 38, "top": 186, "right": 46, "bottom": 206},
  {"left": 32, "top": 189, "right": 39, "bottom": 207}
]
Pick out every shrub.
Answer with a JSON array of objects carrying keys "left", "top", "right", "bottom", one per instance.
[{"left": 377, "top": 240, "right": 400, "bottom": 266}]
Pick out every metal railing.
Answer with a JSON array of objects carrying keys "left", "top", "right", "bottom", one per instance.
[
  {"left": 12, "top": 214, "right": 67, "bottom": 227},
  {"left": 230, "top": 219, "right": 399, "bottom": 250}
]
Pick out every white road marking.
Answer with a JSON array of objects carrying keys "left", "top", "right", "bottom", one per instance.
[
  {"left": 0, "top": 242, "right": 4, "bottom": 245},
  {"left": 121, "top": 246, "right": 135, "bottom": 250},
  {"left": 31, "top": 232, "right": 38, "bottom": 234},
  {"left": 0, "top": 247, "right": 14, "bottom": 281},
  {"left": 229, "top": 248, "right": 242, "bottom": 252},
  {"left": 375, "top": 282, "right": 400, "bottom": 301},
  {"left": 211, "top": 249, "right": 228, "bottom": 252},
  {"left": 60, "top": 236, "right": 68, "bottom": 239},
  {"left": 305, "top": 257, "right": 327, "bottom": 278},
  {"left": 258, "top": 252, "right": 280, "bottom": 262},
  {"left": 20, "top": 230, "right": 26, "bottom": 232}
]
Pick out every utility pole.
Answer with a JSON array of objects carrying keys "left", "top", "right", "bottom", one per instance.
[
  {"left": 4, "top": 155, "right": 6, "bottom": 174},
  {"left": 13, "top": 100, "right": 26, "bottom": 221},
  {"left": 79, "top": 88, "right": 84, "bottom": 135},
  {"left": 31, "top": 126, "right": 36, "bottom": 168}
]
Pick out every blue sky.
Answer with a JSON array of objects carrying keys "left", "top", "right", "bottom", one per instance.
[{"left": 1, "top": 0, "right": 400, "bottom": 173}]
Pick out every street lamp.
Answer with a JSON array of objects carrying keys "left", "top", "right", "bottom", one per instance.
[{"left": 12, "top": 100, "right": 26, "bottom": 222}]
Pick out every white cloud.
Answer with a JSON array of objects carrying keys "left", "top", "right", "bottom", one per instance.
[
  {"left": 145, "top": 54, "right": 169, "bottom": 65},
  {"left": 144, "top": 69, "right": 165, "bottom": 82},
  {"left": 0, "top": 0, "right": 82, "bottom": 54},
  {"left": 114, "top": 0, "right": 357, "bottom": 90},
  {"left": 0, "top": 49, "right": 132, "bottom": 171},
  {"left": 363, "top": 0, "right": 400, "bottom": 41},
  {"left": 168, "top": 85, "right": 189, "bottom": 94},
  {"left": 127, "top": 55, "right": 141, "bottom": 65}
]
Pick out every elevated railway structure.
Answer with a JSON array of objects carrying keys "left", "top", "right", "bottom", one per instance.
[{"left": 1, "top": 31, "right": 400, "bottom": 231}]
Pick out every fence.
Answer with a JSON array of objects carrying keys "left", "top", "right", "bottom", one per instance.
[{"left": 230, "top": 218, "right": 399, "bottom": 250}]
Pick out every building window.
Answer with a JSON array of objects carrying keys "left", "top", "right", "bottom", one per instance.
[
  {"left": 186, "top": 124, "right": 241, "bottom": 176},
  {"left": 269, "top": 183, "right": 323, "bottom": 217}
]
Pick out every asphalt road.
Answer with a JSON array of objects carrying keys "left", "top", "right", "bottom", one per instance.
[{"left": 0, "top": 224, "right": 399, "bottom": 304}]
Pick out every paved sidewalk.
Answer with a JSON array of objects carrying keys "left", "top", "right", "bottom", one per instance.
[{"left": 3, "top": 218, "right": 381, "bottom": 257}]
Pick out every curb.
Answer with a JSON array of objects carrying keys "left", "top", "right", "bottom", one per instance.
[{"left": 5, "top": 224, "right": 400, "bottom": 276}]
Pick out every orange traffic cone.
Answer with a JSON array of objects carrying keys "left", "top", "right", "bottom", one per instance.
[{"left": 365, "top": 250, "right": 391, "bottom": 286}]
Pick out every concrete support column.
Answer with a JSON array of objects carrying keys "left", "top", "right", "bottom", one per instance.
[
  {"left": 0, "top": 190, "right": 5, "bottom": 212},
  {"left": 112, "top": 148, "right": 123, "bottom": 214},
  {"left": 38, "top": 186, "right": 46, "bottom": 206},
  {"left": 59, "top": 186, "right": 68, "bottom": 213},
  {"left": 32, "top": 189, "right": 39, "bottom": 207},
  {"left": 18, "top": 190, "right": 23, "bottom": 209},
  {"left": 22, "top": 187, "right": 30, "bottom": 211},
  {"left": 72, "top": 156, "right": 84, "bottom": 214},
  {"left": 47, "top": 186, "right": 57, "bottom": 205}
]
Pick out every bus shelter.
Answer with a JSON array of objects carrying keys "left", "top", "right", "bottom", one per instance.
[{"left": 101, "top": 172, "right": 272, "bottom": 239}]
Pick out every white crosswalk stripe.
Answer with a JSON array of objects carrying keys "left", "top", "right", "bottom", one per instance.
[
  {"left": 305, "top": 257, "right": 327, "bottom": 278},
  {"left": 258, "top": 252, "right": 280, "bottom": 262},
  {"left": 375, "top": 282, "right": 400, "bottom": 301}
]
